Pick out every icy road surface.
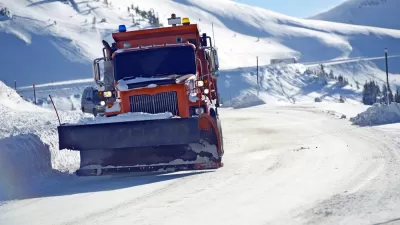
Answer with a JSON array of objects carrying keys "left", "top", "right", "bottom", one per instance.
[{"left": 1, "top": 105, "right": 400, "bottom": 225}]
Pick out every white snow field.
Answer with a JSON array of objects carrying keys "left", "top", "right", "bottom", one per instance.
[
  {"left": 1, "top": 98, "right": 400, "bottom": 225},
  {"left": 312, "top": 0, "right": 400, "bottom": 30},
  {"left": 2, "top": 0, "right": 400, "bottom": 224},
  {"left": 2, "top": 0, "right": 400, "bottom": 87}
]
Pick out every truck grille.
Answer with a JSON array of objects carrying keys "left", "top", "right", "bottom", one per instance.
[{"left": 129, "top": 91, "right": 179, "bottom": 115}]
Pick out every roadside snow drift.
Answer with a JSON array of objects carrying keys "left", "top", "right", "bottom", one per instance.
[
  {"left": 0, "top": 134, "right": 52, "bottom": 200},
  {"left": 222, "top": 92, "right": 265, "bottom": 109},
  {"left": 350, "top": 103, "right": 400, "bottom": 126},
  {"left": 0, "top": 81, "right": 83, "bottom": 201}
]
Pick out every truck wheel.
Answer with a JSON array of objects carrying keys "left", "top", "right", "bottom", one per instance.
[{"left": 93, "top": 109, "right": 98, "bottom": 117}]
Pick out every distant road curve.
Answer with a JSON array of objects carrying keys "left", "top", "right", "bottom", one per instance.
[{"left": 303, "top": 55, "right": 400, "bottom": 67}]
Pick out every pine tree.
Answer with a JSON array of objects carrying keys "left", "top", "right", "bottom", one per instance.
[
  {"left": 389, "top": 89, "right": 394, "bottom": 103},
  {"left": 395, "top": 89, "right": 400, "bottom": 103},
  {"left": 362, "top": 80, "right": 381, "bottom": 105},
  {"left": 329, "top": 70, "right": 334, "bottom": 79},
  {"left": 362, "top": 81, "right": 371, "bottom": 105},
  {"left": 338, "top": 75, "right": 344, "bottom": 84},
  {"left": 382, "top": 84, "right": 388, "bottom": 104},
  {"left": 319, "top": 64, "right": 326, "bottom": 77}
]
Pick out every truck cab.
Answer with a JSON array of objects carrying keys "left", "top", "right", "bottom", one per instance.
[{"left": 93, "top": 15, "right": 221, "bottom": 120}]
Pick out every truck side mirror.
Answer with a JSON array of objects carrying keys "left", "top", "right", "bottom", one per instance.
[
  {"left": 213, "top": 49, "right": 219, "bottom": 70},
  {"left": 93, "top": 61, "right": 101, "bottom": 82},
  {"left": 201, "top": 33, "right": 208, "bottom": 47},
  {"left": 209, "top": 49, "right": 219, "bottom": 71},
  {"left": 92, "top": 58, "right": 106, "bottom": 87}
]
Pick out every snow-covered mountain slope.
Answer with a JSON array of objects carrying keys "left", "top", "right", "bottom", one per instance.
[
  {"left": 1, "top": 0, "right": 400, "bottom": 86},
  {"left": 311, "top": 0, "right": 400, "bottom": 30}
]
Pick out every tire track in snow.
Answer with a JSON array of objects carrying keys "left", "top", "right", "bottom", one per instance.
[
  {"left": 62, "top": 171, "right": 208, "bottom": 225},
  {"left": 301, "top": 126, "right": 400, "bottom": 225}
]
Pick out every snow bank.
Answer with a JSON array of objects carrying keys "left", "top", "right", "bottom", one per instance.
[
  {"left": 222, "top": 92, "right": 266, "bottom": 109},
  {"left": 0, "top": 81, "right": 82, "bottom": 201},
  {"left": 75, "top": 112, "right": 175, "bottom": 125},
  {"left": 350, "top": 103, "right": 400, "bottom": 126},
  {"left": 0, "top": 134, "right": 52, "bottom": 200},
  {"left": 32, "top": 95, "right": 81, "bottom": 112}
]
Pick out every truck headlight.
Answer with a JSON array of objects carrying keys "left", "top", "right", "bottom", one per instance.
[
  {"left": 204, "top": 89, "right": 210, "bottom": 94},
  {"left": 103, "top": 91, "right": 112, "bottom": 97},
  {"left": 100, "top": 101, "right": 105, "bottom": 106},
  {"left": 123, "top": 42, "right": 131, "bottom": 48},
  {"left": 196, "top": 80, "right": 204, "bottom": 87},
  {"left": 195, "top": 107, "right": 205, "bottom": 114}
]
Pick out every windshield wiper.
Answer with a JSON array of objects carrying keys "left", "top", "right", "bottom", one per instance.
[
  {"left": 155, "top": 74, "right": 182, "bottom": 78},
  {"left": 122, "top": 76, "right": 136, "bottom": 80}
]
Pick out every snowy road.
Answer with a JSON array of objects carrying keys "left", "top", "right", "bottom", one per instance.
[
  {"left": 304, "top": 55, "right": 400, "bottom": 68},
  {"left": 1, "top": 105, "right": 400, "bottom": 225}
]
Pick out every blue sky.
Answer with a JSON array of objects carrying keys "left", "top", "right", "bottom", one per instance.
[{"left": 232, "top": 0, "right": 345, "bottom": 18}]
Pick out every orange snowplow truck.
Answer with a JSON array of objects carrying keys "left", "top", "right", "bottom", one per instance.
[{"left": 57, "top": 15, "right": 224, "bottom": 176}]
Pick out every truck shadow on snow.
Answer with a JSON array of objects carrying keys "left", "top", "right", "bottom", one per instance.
[{"left": 26, "top": 170, "right": 211, "bottom": 201}]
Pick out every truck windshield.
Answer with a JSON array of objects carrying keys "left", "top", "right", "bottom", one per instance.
[{"left": 114, "top": 46, "right": 196, "bottom": 81}]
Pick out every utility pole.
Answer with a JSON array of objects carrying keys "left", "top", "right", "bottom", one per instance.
[
  {"left": 14, "top": 80, "right": 16, "bottom": 90},
  {"left": 33, "top": 84, "right": 37, "bottom": 105},
  {"left": 385, "top": 48, "right": 391, "bottom": 104},
  {"left": 257, "top": 56, "right": 259, "bottom": 97}
]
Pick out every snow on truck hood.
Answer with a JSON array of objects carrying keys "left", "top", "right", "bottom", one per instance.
[
  {"left": 116, "top": 75, "right": 197, "bottom": 91},
  {"left": 116, "top": 77, "right": 170, "bottom": 91}
]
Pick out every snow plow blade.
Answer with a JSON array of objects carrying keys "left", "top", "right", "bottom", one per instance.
[{"left": 57, "top": 116, "right": 223, "bottom": 176}]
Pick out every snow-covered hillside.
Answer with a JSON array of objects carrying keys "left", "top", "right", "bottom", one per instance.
[
  {"left": 312, "top": 0, "right": 400, "bottom": 30},
  {"left": 1, "top": 0, "right": 400, "bottom": 87}
]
